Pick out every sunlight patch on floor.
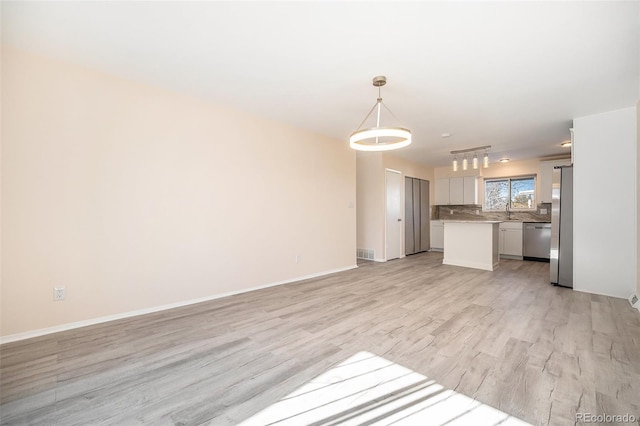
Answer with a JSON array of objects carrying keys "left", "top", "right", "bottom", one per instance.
[{"left": 239, "top": 351, "right": 531, "bottom": 426}]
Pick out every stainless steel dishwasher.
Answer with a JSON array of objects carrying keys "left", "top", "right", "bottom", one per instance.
[{"left": 523, "top": 222, "right": 551, "bottom": 261}]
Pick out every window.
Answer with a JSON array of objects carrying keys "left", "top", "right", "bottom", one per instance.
[{"left": 484, "top": 176, "right": 536, "bottom": 210}]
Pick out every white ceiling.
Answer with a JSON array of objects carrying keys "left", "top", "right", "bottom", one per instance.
[{"left": 3, "top": 1, "right": 639, "bottom": 167}]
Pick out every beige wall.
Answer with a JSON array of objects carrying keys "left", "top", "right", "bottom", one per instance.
[
  {"left": 356, "top": 152, "right": 433, "bottom": 260},
  {"left": 433, "top": 167, "right": 482, "bottom": 179},
  {"left": 356, "top": 153, "right": 384, "bottom": 260},
  {"left": 382, "top": 153, "right": 434, "bottom": 195},
  {"left": 1, "top": 47, "right": 356, "bottom": 338},
  {"left": 382, "top": 154, "right": 433, "bottom": 181}
]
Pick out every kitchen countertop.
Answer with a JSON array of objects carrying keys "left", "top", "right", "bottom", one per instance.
[
  {"left": 433, "top": 219, "right": 550, "bottom": 223},
  {"left": 505, "top": 219, "right": 550, "bottom": 223},
  {"left": 440, "top": 220, "right": 502, "bottom": 224}
]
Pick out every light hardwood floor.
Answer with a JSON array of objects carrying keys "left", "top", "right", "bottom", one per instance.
[{"left": 1, "top": 252, "right": 639, "bottom": 425}]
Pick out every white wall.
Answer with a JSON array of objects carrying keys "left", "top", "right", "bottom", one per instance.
[
  {"left": 574, "top": 106, "right": 637, "bottom": 299},
  {"left": 1, "top": 47, "right": 356, "bottom": 338}
]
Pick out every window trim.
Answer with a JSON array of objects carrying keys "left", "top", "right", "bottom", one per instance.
[{"left": 484, "top": 175, "right": 537, "bottom": 211}]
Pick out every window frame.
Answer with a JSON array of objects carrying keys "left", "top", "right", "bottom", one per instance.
[{"left": 483, "top": 175, "right": 537, "bottom": 211}]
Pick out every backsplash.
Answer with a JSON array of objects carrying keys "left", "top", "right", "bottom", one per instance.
[{"left": 432, "top": 203, "right": 552, "bottom": 222}]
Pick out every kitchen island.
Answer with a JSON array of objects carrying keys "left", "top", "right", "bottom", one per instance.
[{"left": 442, "top": 220, "right": 502, "bottom": 271}]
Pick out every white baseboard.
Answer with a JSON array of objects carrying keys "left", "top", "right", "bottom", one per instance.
[
  {"left": 571, "top": 287, "right": 630, "bottom": 300},
  {"left": 443, "top": 257, "right": 495, "bottom": 271},
  {"left": 0, "top": 264, "right": 358, "bottom": 345}
]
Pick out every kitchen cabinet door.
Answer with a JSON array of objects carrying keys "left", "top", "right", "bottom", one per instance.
[
  {"left": 539, "top": 159, "right": 571, "bottom": 203},
  {"left": 435, "top": 176, "right": 478, "bottom": 205},
  {"left": 499, "top": 222, "right": 523, "bottom": 258},
  {"left": 463, "top": 176, "right": 478, "bottom": 204},
  {"left": 449, "top": 177, "right": 464, "bottom": 204},
  {"left": 435, "top": 178, "right": 450, "bottom": 205},
  {"left": 503, "top": 229, "right": 523, "bottom": 256},
  {"left": 430, "top": 221, "right": 444, "bottom": 250}
]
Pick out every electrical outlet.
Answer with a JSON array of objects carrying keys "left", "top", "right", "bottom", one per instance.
[
  {"left": 54, "top": 287, "right": 66, "bottom": 301},
  {"left": 295, "top": 255, "right": 301, "bottom": 264}
]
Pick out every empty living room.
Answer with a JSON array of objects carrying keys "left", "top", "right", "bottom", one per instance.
[{"left": 1, "top": 2, "right": 639, "bottom": 425}]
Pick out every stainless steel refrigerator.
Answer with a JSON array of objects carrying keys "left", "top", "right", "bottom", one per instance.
[
  {"left": 405, "top": 177, "right": 430, "bottom": 255},
  {"left": 550, "top": 165, "right": 573, "bottom": 288}
]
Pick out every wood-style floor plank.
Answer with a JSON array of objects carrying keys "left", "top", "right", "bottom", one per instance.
[{"left": 1, "top": 252, "right": 639, "bottom": 425}]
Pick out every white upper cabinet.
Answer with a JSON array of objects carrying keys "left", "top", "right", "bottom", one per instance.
[
  {"left": 435, "top": 176, "right": 478, "bottom": 205},
  {"left": 539, "top": 159, "right": 571, "bottom": 203},
  {"left": 449, "top": 177, "right": 464, "bottom": 204},
  {"left": 463, "top": 176, "right": 478, "bottom": 204},
  {"left": 435, "top": 178, "right": 450, "bottom": 205}
]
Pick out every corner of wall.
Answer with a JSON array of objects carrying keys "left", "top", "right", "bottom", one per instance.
[
  {"left": 574, "top": 106, "right": 637, "bottom": 298},
  {"left": 636, "top": 100, "right": 640, "bottom": 299},
  {"left": 356, "top": 153, "right": 385, "bottom": 259}
]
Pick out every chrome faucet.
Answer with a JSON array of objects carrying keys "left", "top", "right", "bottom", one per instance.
[{"left": 506, "top": 203, "right": 511, "bottom": 220}]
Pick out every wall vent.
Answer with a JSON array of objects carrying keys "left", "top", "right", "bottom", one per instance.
[{"left": 357, "top": 248, "right": 375, "bottom": 260}]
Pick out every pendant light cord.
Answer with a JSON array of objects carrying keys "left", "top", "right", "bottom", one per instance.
[
  {"left": 355, "top": 101, "right": 381, "bottom": 132},
  {"left": 354, "top": 84, "right": 405, "bottom": 132},
  {"left": 379, "top": 100, "right": 403, "bottom": 127}
]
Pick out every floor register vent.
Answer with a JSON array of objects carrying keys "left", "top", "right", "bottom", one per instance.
[{"left": 357, "top": 248, "right": 375, "bottom": 260}]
